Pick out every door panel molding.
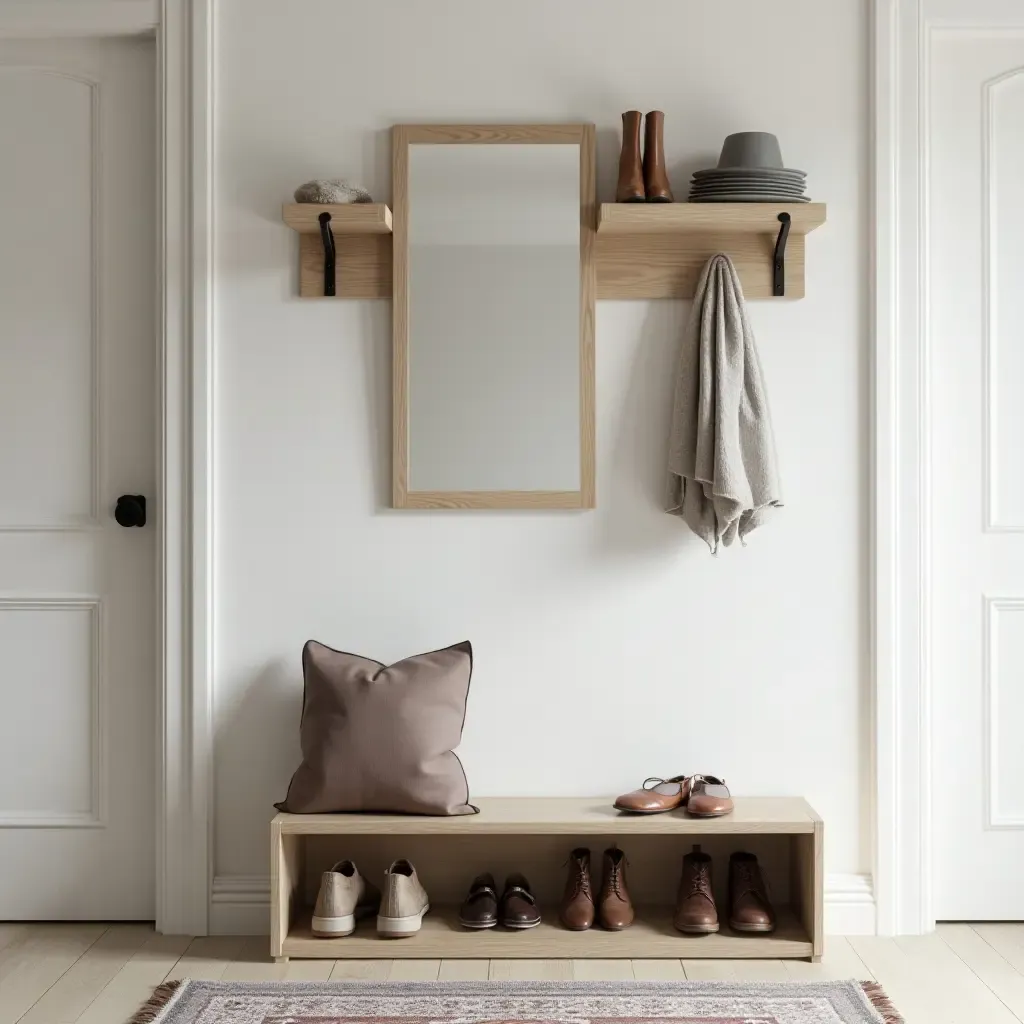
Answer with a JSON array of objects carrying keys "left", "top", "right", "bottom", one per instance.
[
  {"left": 982, "top": 67, "right": 1024, "bottom": 532},
  {"left": 874, "top": 0, "right": 1024, "bottom": 934},
  {"left": 0, "top": 68, "right": 101, "bottom": 531},
  {"left": 983, "top": 596, "right": 1024, "bottom": 829},
  {"left": 0, "top": 596, "right": 105, "bottom": 828}
]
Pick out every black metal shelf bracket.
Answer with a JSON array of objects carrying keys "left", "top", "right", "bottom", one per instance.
[
  {"left": 773, "top": 212, "right": 792, "bottom": 297},
  {"left": 318, "top": 211, "right": 336, "bottom": 296}
]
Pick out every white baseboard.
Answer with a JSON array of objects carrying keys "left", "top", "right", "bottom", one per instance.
[
  {"left": 823, "top": 874, "right": 875, "bottom": 936},
  {"left": 210, "top": 875, "right": 272, "bottom": 936},
  {"left": 210, "top": 873, "right": 876, "bottom": 938}
]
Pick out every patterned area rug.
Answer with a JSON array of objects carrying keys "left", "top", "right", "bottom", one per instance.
[{"left": 131, "top": 979, "right": 902, "bottom": 1024}]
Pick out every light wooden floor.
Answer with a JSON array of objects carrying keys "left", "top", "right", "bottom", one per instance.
[{"left": 2, "top": 923, "right": 1024, "bottom": 1023}]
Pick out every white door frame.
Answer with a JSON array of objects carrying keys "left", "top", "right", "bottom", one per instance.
[
  {"left": 872, "top": 0, "right": 1024, "bottom": 935},
  {"left": 0, "top": 0, "right": 214, "bottom": 936}
]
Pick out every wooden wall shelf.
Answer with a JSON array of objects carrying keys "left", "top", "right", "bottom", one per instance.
[
  {"left": 282, "top": 203, "right": 393, "bottom": 234},
  {"left": 596, "top": 202, "right": 826, "bottom": 300},
  {"left": 270, "top": 796, "right": 824, "bottom": 962},
  {"left": 283, "top": 201, "right": 826, "bottom": 301},
  {"left": 596, "top": 203, "right": 826, "bottom": 235},
  {"left": 283, "top": 203, "right": 393, "bottom": 299}
]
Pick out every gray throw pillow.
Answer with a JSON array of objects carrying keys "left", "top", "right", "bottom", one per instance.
[{"left": 276, "top": 640, "right": 477, "bottom": 816}]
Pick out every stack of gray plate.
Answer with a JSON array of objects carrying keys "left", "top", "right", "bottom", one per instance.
[{"left": 688, "top": 132, "right": 810, "bottom": 203}]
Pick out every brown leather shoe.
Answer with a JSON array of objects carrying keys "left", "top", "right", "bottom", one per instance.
[
  {"left": 673, "top": 844, "right": 719, "bottom": 934},
  {"left": 686, "top": 774, "right": 734, "bottom": 817},
  {"left": 560, "top": 848, "right": 595, "bottom": 931},
  {"left": 598, "top": 848, "right": 634, "bottom": 930},
  {"left": 615, "top": 111, "right": 645, "bottom": 202},
  {"left": 614, "top": 775, "right": 690, "bottom": 814},
  {"left": 500, "top": 873, "right": 541, "bottom": 930},
  {"left": 729, "top": 852, "right": 776, "bottom": 933},
  {"left": 458, "top": 872, "right": 498, "bottom": 929},
  {"left": 643, "top": 110, "right": 674, "bottom": 202}
]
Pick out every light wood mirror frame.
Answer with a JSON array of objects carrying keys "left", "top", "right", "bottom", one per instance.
[{"left": 392, "top": 124, "right": 596, "bottom": 510}]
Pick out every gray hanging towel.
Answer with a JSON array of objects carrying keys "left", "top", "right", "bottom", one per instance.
[{"left": 666, "top": 254, "right": 782, "bottom": 553}]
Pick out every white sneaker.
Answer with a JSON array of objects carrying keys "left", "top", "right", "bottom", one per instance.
[
  {"left": 312, "top": 860, "right": 380, "bottom": 937},
  {"left": 377, "top": 860, "right": 430, "bottom": 937}
]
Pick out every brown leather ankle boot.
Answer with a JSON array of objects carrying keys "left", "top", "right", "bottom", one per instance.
[
  {"left": 559, "top": 847, "right": 595, "bottom": 931},
  {"left": 673, "top": 844, "right": 719, "bottom": 933},
  {"left": 643, "top": 110, "right": 674, "bottom": 202},
  {"left": 615, "top": 111, "right": 645, "bottom": 202},
  {"left": 598, "top": 848, "right": 634, "bottom": 930},
  {"left": 728, "top": 852, "right": 776, "bottom": 933}
]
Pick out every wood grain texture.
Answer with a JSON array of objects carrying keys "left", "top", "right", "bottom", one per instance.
[
  {"left": 596, "top": 200, "right": 825, "bottom": 300},
  {"left": 0, "top": 925, "right": 107, "bottom": 1023},
  {"left": 284, "top": 201, "right": 826, "bottom": 301},
  {"left": 18, "top": 925, "right": 153, "bottom": 1024},
  {"left": 790, "top": 823, "right": 825, "bottom": 963},
  {"left": 439, "top": 959, "right": 490, "bottom": 980},
  {"left": 281, "top": 905, "right": 812, "bottom": 960},
  {"left": 16, "top": 925, "right": 1024, "bottom": 1022},
  {"left": 398, "top": 491, "right": 586, "bottom": 510},
  {"left": 274, "top": 796, "right": 820, "bottom": 835},
  {"left": 812, "top": 820, "right": 825, "bottom": 960},
  {"left": 578, "top": 123, "right": 597, "bottom": 508},
  {"left": 74, "top": 933, "right": 192, "bottom": 1024},
  {"left": 163, "top": 937, "right": 248, "bottom": 982},
  {"left": 631, "top": 958, "right": 686, "bottom": 979},
  {"left": 391, "top": 124, "right": 596, "bottom": 510},
  {"left": 270, "top": 796, "right": 822, "bottom": 961},
  {"left": 597, "top": 202, "right": 826, "bottom": 234},
  {"left": 270, "top": 825, "right": 300, "bottom": 960},
  {"left": 397, "top": 125, "right": 589, "bottom": 145},
  {"left": 391, "top": 125, "right": 411, "bottom": 507},
  {"left": 298, "top": 233, "right": 391, "bottom": 298},
  {"left": 597, "top": 231, "right": 808, "bottom": 299},
  {"left": 283, "top": 203, "right": 393, "bottom": 234}
]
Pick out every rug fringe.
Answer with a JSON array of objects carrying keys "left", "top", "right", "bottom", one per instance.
[
  {"left": 127, "top": 980, "right": 184, "bottom": 1024},
  {"left": 861, "top": 981, "right": 904, "bottom": 1024}
]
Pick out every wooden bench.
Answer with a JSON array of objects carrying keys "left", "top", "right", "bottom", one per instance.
[{"left": 271, "top": 796, "right": 823, "bottom": 962}]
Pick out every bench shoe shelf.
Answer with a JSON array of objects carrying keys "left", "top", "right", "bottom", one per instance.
[{"left": 270, "top": 795, "right": 823, "bottom": 962}]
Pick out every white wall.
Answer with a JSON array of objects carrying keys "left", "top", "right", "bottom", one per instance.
[{"left": 213, "top": 0, "right": 869, "bottom": 925}]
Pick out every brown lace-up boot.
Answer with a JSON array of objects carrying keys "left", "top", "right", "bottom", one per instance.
[
  {"left": 729, "top": 851, "right": 776, "bottom": 932},
  {"left": 598, "top": 848, "right": 635, "bottom": 930},
  {"left": 673, "top": 844, "right": 719, "bottom": 934},
  {"left": 559, "top": 847, "right": 595, "bottom": 931},
  {"left": 615, "top": 111, "right": 645, "bottom": 203}
]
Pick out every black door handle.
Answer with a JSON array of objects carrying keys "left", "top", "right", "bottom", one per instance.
[{"left": 114, "top": 494, "right": 146, "bottom": 528}]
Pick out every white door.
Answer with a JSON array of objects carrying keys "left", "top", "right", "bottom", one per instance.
[
  {"left": 0, "top": 37, "right": 155, "bottom": 919},
  {"left": 931, "top": 22, "right": 1024, "bottom": 919}
]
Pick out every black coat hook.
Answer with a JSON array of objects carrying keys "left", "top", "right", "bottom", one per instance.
[
  {"left": 318, "top": 211, "right": 336, "bottom": 296},
  {"left": 773, "top": 212, "right": 792, "bottom": 297}
]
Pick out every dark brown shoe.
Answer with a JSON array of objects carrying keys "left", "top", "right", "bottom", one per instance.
[
  {"left": 560, "top": 848, "right": 595, "bottom": 931},
  {"left": 673, "top": 844, "right": 719, "bottom": 934},
  {"left": 686, "top": 774, "right": 734, "bottom": 817},
  {"left": 643, "top": 110, "right": 674, "bottom": 202},
  {"left": 729, "top": 852, "right": 776, "bottom": 933},
  {"left": 614, "top": 775, "right": 689, "bottom": 814},
  {"left": 500, "top": 873, "right": 541, "bottom": 930},
  {"left": 598, "top": 848, "right": 634, "bottom": 930},
  {"left": 458, "top": 872, "right": 498, "bottom": 929},
  {"left": 615, "top": 111, "right": 645, "bottom": 202}
]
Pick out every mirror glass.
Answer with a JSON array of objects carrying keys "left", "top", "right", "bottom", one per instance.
[{"left": 406, "top": 143, "right": 581, "bottom": 492}]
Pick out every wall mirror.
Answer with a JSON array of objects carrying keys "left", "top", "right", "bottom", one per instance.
[{"left": 392, "top": 124, "right": 596, "bottom": 509}]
